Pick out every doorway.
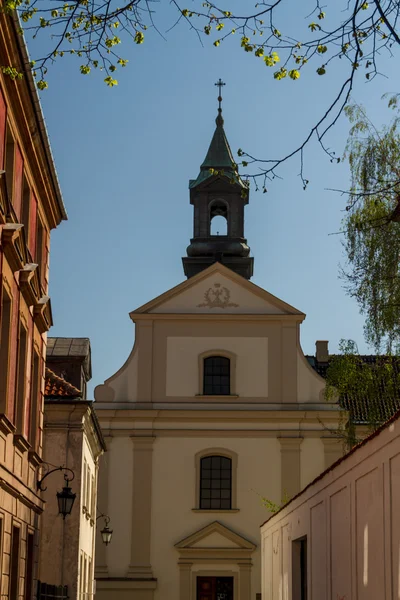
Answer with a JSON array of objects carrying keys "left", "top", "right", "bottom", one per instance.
[{"left": 197, "top": 576, "right": 234, "bottom": 600}]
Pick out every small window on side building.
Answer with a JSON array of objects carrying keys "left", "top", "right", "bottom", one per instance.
[{"left": 292, "top": 536, "right": 308, "bottom": 600}]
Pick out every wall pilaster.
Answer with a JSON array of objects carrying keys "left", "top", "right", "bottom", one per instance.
[
  {"left": 278, "top": 437, "right": 303, "bottom": 501},
  {"left": 239, "top": 562, "right": 252, "bottom": 599},
  {"left": 321, "top": 436, "right": 343, "bottom": 469},
  {"left": 95, "top": 435, "right": 113, "bottom": 576},
  {"left": 127, "top": 436, "right": 155, "bottom": 578}
]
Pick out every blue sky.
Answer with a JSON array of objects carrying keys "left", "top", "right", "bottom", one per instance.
[{"left": 26, "top": 1, "right": 400, "bottom": 396}]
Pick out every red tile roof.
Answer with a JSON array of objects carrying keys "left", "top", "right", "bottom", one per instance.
[{"left": 45, "top": 367, "right": 81, "bottom": 398}]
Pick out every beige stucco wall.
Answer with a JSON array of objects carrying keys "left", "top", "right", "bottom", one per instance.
[
  {"left": 150, "top": 436, "right": 280, "bottom": 598},
  {"left": 260, "top": 415, "right": 400, "bottom": 600},
  {"left": 95, "top": 412, "right": 343, "bottom": 600},
  {"left": 166, "top": 336, "right": 268, "bottom": 397}
]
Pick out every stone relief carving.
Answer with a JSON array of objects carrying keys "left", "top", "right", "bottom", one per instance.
[{"left": 197, "top": 283, "right": 239, "bottom": 309}]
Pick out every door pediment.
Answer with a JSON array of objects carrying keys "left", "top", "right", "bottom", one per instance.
[{"left": 175, "top": 521, "right": 256, "bottom": 554}]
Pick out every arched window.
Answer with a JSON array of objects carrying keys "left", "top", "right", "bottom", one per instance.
[
  {"left": 200, "top": 455, "right": 232, "bottom": 509},
  {"left": 203, "top": 356, "right": 230, "bottom": 395}
]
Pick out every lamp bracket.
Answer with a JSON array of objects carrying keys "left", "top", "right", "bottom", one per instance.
[{"left": 37, "top": 465, "right": 75, "bottom": 492}]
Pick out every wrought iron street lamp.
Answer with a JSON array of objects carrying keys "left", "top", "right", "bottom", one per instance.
[
  {"left": 97, "top": 513, "right": 113, "bottom": 546},
  {"left": 37, "top": 466, "right": 76, "bottom": 519}
]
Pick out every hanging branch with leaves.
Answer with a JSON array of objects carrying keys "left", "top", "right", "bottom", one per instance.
[
  {"left": 337, "top": 98, "right": 400, "bottom": 351},
  {"left": 3, "top": 0, "right": 400, "bottom": 185}
]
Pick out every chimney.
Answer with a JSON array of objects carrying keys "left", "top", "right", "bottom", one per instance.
[{"left": 316, "top": 340, "right": 329, "bottom": 363}]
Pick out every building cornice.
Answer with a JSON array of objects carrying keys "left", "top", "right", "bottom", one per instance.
[{"left": 132, "top": 313, "right": 304, "bottom": 322}]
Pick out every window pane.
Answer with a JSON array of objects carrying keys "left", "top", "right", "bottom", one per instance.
[
  {"left": 200, "top": 455, "right": 232, "bottom": 510},
  {"left": 203, "top": 356, "right": 230, "bottom": 395}
]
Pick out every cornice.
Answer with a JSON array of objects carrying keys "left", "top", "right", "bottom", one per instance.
[
  {"left": 1, "top": 13, "right": 67, "bottom": 227},
  {"left": 0, "top": 414, "right": 16, "bottom": 436},
  {"left": 13, "top": 434, "right": 31, "bottom": 453},
  {"left": 33, "top": 295, "right": 53, "bottom": 333},
  {"left": 132, "top": 313, "right": 304, "bottom": 322}
]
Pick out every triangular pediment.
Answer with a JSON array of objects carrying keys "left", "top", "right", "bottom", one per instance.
[
  {"left": 175, "top": 521, "right": 256, "bottom": 551},
  {"left": 131, "top": 263, "right": 304, "bottom": 318}
]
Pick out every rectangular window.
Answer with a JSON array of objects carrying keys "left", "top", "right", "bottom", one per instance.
[
  {"left": 9, "top": 525, "right": 20, "bottom": 600},
  {"left": 13, "top": 145, "right": 23, "bottom": 220},
  {"left": 24, "top": 532, "right": 34, "bottom": 600},
  {"left": 5, "top": 124, "right": 14, "bottom": 204},
  {"left": 79, "top": 552, "right": 84, "bottom": 599},
  {"left": 91, "top": 474, "right": 95, "bottom": 518},
  {"left": 29, "top": 194, "right": 38, "bottom": 261},
  {"left": 86, "top": 466, "right": 91, "bottom": 514},
  {"left": 15, "top": 322, "right": 27, "bottom": 432},
  {"left": 292, "top": 537, "right": 308, "bottom": 600},
  {"left": 0, "top": 287, "right": 12, "bottom": 412},
  {"left": 88, "top": 557, "right": 92, "bottom": 598},
  {"left": 82, "top": 460, "right": 87, "bottom": 509},
  {"left": 28, "top": 351, "right": 40, "bottom": 448},
  {"left": 21, "top": 176, "right": 30, "bottom": 244},
  {"left": 0, "top": 89, "right": 7, "bottom": 169},
  {"left": 83, "top": 554, "right": 87, "bottom": 600},
  {"left": 35, "top": 216, "right": 44, "bottom": 284}
]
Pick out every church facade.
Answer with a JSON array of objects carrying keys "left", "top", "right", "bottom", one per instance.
[{"left": 93, "top": 96, "right": 343, "bottom": 600}]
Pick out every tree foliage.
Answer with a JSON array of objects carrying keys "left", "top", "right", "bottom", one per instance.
[
  {"left": 4, "top": 0, "right": 400, "bottom": 184},
  {"left": 341, "top": 98, "right": 400, "bottom": 351}
]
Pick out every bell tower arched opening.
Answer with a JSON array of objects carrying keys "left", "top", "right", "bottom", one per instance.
[{"left": 210, "top": 200, "right": 228, "bottom": 236}]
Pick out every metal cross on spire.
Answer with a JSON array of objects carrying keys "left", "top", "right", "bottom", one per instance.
[{"left": 215, "top": 78, "right": 226, "bottom": 111}]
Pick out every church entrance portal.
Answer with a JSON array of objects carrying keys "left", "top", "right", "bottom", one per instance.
[{"left": 197, "top": 576, "right": 234, "bottom": 600}]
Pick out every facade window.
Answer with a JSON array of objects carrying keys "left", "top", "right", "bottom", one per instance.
[
  {"left": 203, "top": 356, "right": 230, "bottom": 395},
  {"left": 24, "top": 532, "right": 34, "bottom": 600},
  {"left": 15, "top": 322, "right": 27, "bottom": 431},
  {"left": 21, "top": 176, "right": 30, "bottom": 243},
  {"left": 0, "top": 286, "right": 12, "bottom": 411},
  {"left": 29, "top": 351, "right": 40, "bottom": 448},
  {"left": 5, "top": 124, "right": 15, "bottom": 202},
  {"left": 83, "top": 460, "right": 87, "bottom": 509},
  {"left": 199, "top": 455, "right": 232, "bottom": 510},
  {"left": 9, "top": 525, "right": 20, "bottom": 600},
  {"left": 36, "top": 217, "right": 45, "bottom": 286}
]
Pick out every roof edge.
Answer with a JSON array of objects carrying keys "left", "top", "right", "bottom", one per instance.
[{"left": 11, "top": 13, "right": 67, "bottom": 222}]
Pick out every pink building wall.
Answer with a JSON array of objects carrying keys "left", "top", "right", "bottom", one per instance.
[{"left": 260, "top": 413, "right": 400, "bottom": 600}]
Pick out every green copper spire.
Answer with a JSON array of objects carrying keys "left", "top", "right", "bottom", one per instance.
[{"left": 189, "top": 80, "right": 246, "bottom": 189}]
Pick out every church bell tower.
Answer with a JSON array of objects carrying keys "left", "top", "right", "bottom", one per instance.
[{"left": 182, "top": 80, "right": 254, "bottom": 280}]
